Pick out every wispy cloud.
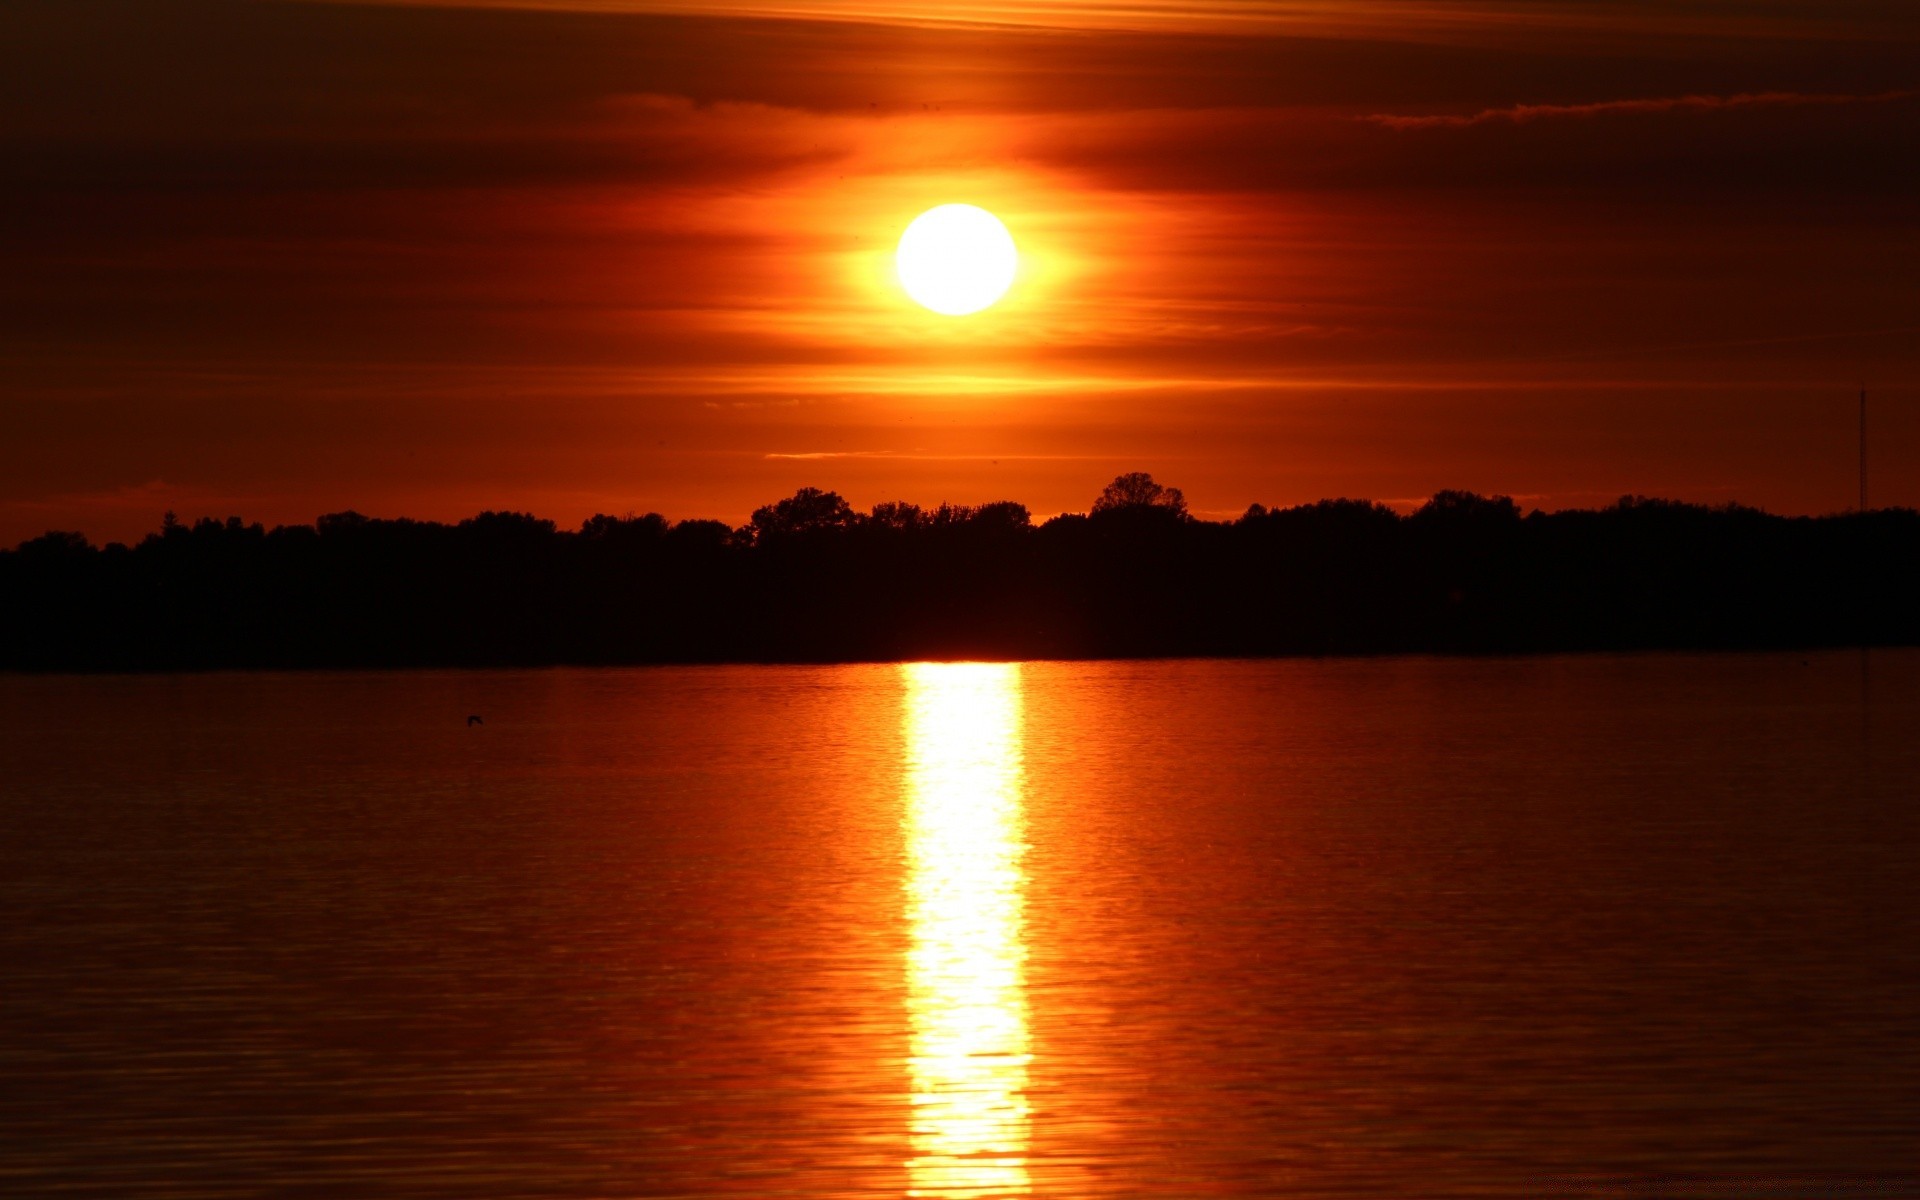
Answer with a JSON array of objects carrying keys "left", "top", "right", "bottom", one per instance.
[
  {"left": 331, "top": 0, "right": 1907, "bottom": 43},
  {"left": 6, "top": 480, "right": 255, "bottom": 515},
  {"left": 1366, "top": 88, "right": 1917, "bottom": 130},
  {"left": 761, "top": 451, "right": 1113, "bottom": 461}
]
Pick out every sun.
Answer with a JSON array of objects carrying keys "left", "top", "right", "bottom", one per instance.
[{"left": 896, "top": 204, "right": 1018, "bottom": 316}]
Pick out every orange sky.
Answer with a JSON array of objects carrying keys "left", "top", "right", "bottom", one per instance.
[{"left": 3, "top": 0, "right": 1918, "bottom": 543}]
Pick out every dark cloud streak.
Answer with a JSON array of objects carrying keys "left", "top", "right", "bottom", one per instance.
[{"left": 1367, "top": 87, "right": 1919, "bottom": 129}]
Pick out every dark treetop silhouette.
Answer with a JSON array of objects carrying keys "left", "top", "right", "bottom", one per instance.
[{"left": 3, "top": 476, "right": 1916, "bottom": 670}]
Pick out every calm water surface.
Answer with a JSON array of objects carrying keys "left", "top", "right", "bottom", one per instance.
[{"left": 3, "top": 653, "right": 1918, "bottom": 1197}]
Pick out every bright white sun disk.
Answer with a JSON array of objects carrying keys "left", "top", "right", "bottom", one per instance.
[{"left": 896, "top": 204, "right": 1018, "bottom": 316}]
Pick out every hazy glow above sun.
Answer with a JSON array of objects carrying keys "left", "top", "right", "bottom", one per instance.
[{"left": 896, "top": 204, "right": 1018, "bottom": 316}]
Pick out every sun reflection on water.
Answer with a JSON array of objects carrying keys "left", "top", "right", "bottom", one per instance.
[{"left": 902, "top": 662, "right": 1031, "bottom": 1199}]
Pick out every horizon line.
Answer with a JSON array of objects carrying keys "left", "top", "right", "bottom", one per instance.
[{"left": 12, "top": 484, "right": 1913, "bottom": 553}]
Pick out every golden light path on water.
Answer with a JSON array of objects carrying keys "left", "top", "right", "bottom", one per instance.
[{"left": 901, "top": 662, "right": 1032, "bottom": 1199}]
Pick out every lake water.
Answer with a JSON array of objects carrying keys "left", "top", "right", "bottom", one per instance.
[{"left": 3, "top": 653, "right": 1918, "bottom": 1198}]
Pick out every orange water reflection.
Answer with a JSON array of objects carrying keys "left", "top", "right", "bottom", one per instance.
[{"left": 901, "top": 662, "right": 1032, "bottom": 1198}]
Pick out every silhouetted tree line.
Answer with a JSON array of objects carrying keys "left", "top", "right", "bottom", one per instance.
[{"left": 3, "top": 474, "right": 1916, "bottom": 669}]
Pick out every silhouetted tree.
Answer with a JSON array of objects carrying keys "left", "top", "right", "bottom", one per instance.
[
  {"left": 460, "top": 511, "right": 555, "bottom": 538},
  {"left": 1413, "top": 490, "right": 1520, "bottom": 526},
  {"left": 868, "top": 501, "right": 926, "bottom": 531},
  {"left": 581, "top": 512, "right": 670, "bottom": 542},
  {"left": 1092, "top": 472, "right": 1187, "bottom": 517},
  {"left": 15, "top": 531, "right": 92, "bottom": 560},
  {"left": 750, "top": 487, "right": 856, "bottom": 541},
  {"left": 317, "top": 510, "right": 371, "bottom": 537},
  {"left": 971, "top": 501, "right": 1032, "bottom": 530},
  {"left": 670, "top": 518, "right": 732, "bottom": 547}
]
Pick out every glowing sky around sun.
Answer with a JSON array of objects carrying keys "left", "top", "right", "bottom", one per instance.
[{"left": 1, "top": 0, "right": 1916, "bottom": 542}]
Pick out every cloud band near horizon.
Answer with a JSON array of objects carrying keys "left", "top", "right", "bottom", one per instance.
[{"left": 1366, "top": 87, "right": 1918, "bottom": 129}]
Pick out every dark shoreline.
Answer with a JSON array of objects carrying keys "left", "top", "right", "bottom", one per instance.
[
  {"left": 1, "top": 644, "right": 1910, "bottom": 680},
  {"left": 6, "top": 486, "right": 1916, "bottom": 672}
]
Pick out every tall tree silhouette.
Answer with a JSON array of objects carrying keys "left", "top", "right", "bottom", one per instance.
[{"left": 1092, "top": 472, "right": 1187, "bottom": 517}]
